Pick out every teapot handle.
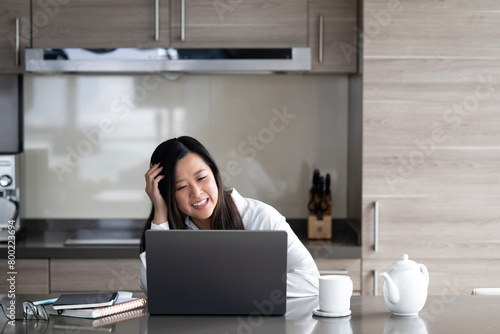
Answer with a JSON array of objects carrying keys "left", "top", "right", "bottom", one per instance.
[{"left": 419, "top": 263, "right": 429, "bottom": 287}]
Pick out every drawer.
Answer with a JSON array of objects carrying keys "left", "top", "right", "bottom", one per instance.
[
  {"left": 0, "top": 259, "right": 49, "bottom": 294},
  {"left": 50, "top": 258, "right": 141, "bottom": 293}
]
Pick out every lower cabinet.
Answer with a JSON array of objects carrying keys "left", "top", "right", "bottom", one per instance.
[
  {"left": 363, "top": 259, "right": 500, "bottom": 296},
  {"left": 50, "top": 259, "right": 142, "bottom": 293},
  {"left": 314, "top": 258, "right": 361, "bottom": 294},
  {"left": 0, "top": 259, "right": 49, "bottom": 294}
]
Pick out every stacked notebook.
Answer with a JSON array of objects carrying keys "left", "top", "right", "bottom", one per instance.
[{"left": 47, "top": 292, "right": 147, "bottom": 320}]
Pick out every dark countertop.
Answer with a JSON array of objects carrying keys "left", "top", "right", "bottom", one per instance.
[
  {"left": 0, "top": 218, "right": 360, "bottom": 259},
  {"left": 2, "top": 295, "right": 499, "bottom": 333}
]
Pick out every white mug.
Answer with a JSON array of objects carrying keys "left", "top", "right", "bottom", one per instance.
[{"left": 319, "top": 275, "right": 353, "bottom": 315}]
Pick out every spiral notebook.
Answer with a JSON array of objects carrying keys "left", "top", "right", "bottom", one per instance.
[{"left": 47, "top": 297, "right": 147, "bottom": 319}]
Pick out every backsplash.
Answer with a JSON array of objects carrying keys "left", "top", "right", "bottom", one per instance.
[{"left": 22, "top": 74, "right": 349, "bottom": 219}]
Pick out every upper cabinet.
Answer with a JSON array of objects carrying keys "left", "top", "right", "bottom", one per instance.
[
  {"left": 0, "top": 0, "right": 30, "bottom": 73},
  {"left": 308, "top": 0, "right": 358, "bottom": 73},
  {"left": 170, "top": 0, "right": 307, "bottom": 48},
  {"left": 32, "top": 0, "right": 170, "bottom": 48},
  {"left": 30, "top": 0, "right": 308, "bottom": 49}
]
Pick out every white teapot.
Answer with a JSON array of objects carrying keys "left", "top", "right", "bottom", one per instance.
[{"left": 380, "top": 254, "right": 429, "bottom": 316}]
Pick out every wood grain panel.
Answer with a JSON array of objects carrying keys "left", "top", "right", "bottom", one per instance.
[
  {"left": 0, "top": 259, "right": 49, "bottom": 294},
  {"left": 0, "top": 0, "right": 30, "bottom": 73},
  {"left": 315, "top": 258, "right": 361, "bottom": 291},
  {"left": 51, "top": 259, "right": 141, "bottom": 293},
  {"left": 309, "top": 0, "right": 357, "bottom": 73},
  {"left": 363, "top": 259, "right": 500, "bottom": 296},
  {"left": 364, "top": 0, "right": 500, "bottom": 58},
  {"left": 170, "top": 0, "right": 307, "bottom": 47},
  {"left": 32, "top": 0, "right": 169, "bottom": 48},
  {"left": 363, "top": 148, "right": 500, "bottom": 196},
  {"left": 362, "top": 0, "right": 500, "bottom": 295},
  {"left": 361, "top": 197, "right": 500, "bottom": 260}
]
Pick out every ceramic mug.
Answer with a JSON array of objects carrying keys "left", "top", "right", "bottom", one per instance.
[{"left": 319, "top": 275, "right": 353, "bottom": 315}]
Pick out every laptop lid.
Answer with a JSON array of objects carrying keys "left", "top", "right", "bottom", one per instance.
[{"left": 146, "top": 230, "right": 287, "bottom": 315}]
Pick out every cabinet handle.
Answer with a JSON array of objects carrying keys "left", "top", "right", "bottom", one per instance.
[
  {"left": 154, "top": 0, "right": 159, "bottom": 41},
  {"left": 181, "top": 0, "right": 186, "bottom": 41},
  {"left": 15, "top": 17, "right": 20, "bottom": 66},
  {"left": 319, "top": 269, "right": 348, "bottom": 275},
  {"left": 318, "top": 14, "right": 324, "bottom": 63},
  {"left": 374, "top": 201, "right": 379, "bottom": 252},
  {"left": 373, "top": 269, "right": 378, "bottom": 296}
]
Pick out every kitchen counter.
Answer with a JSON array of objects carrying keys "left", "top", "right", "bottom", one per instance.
[
  {"left": 0, "top": 218, "right": 360, "bottom": 260},
  {"left": 2, "top": 295, "right": 499, "bottom": 333}
]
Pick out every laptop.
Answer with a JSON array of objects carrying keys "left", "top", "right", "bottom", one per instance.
[{"left": 146, "top": 230, "right": 287, "bottom": 315}]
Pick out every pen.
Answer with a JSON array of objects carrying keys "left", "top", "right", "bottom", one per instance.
[{"left": 33, "top": 298, "right": 58, "bottom": 306}]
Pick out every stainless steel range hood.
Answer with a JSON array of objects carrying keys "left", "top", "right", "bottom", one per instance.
[{"left": 25, "top": 48, "right": 311, "bottom": 74}]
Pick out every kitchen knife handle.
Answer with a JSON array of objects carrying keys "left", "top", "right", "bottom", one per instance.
[
  {"left": 318, "top": 14, "right": 324, "bottom": 63},
  {"left": 154, "top": 0, "right": 159, "bottom": 41},
  {"left": 373, "top": 269, "right": 378, "bottom": 296},
  {"left": 15, "top": 17, "right": 20, "bottom": 66},
  {"left": 181, "top": 0, "right": 186, "bottom": 41},
  {"left": 374, "top": 201, "right": 379, "bottom": 252}
]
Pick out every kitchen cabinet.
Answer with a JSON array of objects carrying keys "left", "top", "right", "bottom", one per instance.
[
  {"left": 32, "top": 0, "right": 170, "bottom": 48},
  {"left": 50, "top": 259, "right": 142, "bottom": 293},
  {"left": 315, "top": 258, "right": 361, "bottom": 293},
  {"left": 31, "top": 0, "right": 307, "bottom": 49},
  {"left": 363, "top": 258, "right": 500, "bottom": 296},
  {"left": 170, "top": 0, "right": 307, "bottom": 48},
  {"left": 0, "top": 0, "right": 30, "bottom": 73},
  {"left": 0, "top": 259, "right": 49, "bottom": 294},
  {"left": 308, "top": 0, "right": 357, "bottom": 73},
  {"left": 362, "top": 0, "right": 500, "bottom": 295}
]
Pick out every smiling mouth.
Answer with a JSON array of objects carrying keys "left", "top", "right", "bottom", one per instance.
[{"left": 192, "top": 198, "right": 208, "bottom": 207}]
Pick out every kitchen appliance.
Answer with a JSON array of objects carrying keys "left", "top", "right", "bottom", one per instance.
[
  {"left": 0, "top": 74, "right": 23, "bottom": 241},
  {"left": 0, "top": 75, "right": 23, "bottom": 154},
  {"left": 25, "top": 47, "right": 311, "bottom": 73},
  {"left": 0, "top": 155, "right": 21, "bottom": 241}
]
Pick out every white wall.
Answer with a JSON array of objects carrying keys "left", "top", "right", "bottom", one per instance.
[{"left": 22, "top": 74, "right": 349, "bottom": 219}]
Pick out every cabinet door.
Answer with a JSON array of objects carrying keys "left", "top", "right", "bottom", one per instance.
[
  {"left": 363, "top": 259, "right": 500, "bottom": 296},
  {"left": 309, "top": 0, "right": 357, "bottom": 73},
  {"left": 32, "top": 0, "right": 169, "bottom": 48},
  {"left": 170, "top": 0, "right": 307, "bottom": 48},
  {"left": 315, "top": 258, "right": 361, "bottom": 293},
  {"left": 50, "top": 259, "right": 142, "bottom": 293},
  {"left": 0, "top": 259, "right": 49, "bottom": 294},
  {"left": 0, "top": 0, "right": 30, "bottom": 73}
]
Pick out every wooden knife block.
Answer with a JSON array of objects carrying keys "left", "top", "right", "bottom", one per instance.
[{"left": 308, "top": 215, "right": 332, "bottom": 239}]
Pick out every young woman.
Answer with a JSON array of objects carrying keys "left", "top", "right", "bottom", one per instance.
[{"left": 139, "top": 136, "right": 319, "bottom": 297}]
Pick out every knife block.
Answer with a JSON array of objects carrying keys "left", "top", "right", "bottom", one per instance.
[{"left": 308, "top": 215, "right": 332, "bottom": 239}]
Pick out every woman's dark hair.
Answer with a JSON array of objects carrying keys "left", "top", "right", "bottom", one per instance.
[{"left": 140, "top": 136, "right": 244, "bottom": 253}]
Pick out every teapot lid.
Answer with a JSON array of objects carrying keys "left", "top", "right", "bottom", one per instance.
[{"left": 392, "top": 254, "right": 419, "bottom": 270}]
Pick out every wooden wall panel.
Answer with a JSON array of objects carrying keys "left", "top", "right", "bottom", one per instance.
[{"left": 364, "top": 0, "right": 500, "bottom": 58}]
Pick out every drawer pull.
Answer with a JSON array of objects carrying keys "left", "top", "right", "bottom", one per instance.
[
  {"left": 374, "top": 201, "right": 379, "bottom": 252},
  {"left": 319, "top": 269, "right": 348, "bottom": 275},
  {"left": 154, "top": 0, "right": 159, "bottom": 41},
  {"left": 318, "top": 14, "right": 324, "bottom": 63},
  {"left": 373, "top": 269, "right": 378, "bottom": 296}
]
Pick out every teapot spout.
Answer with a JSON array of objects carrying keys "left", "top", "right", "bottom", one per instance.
[{"left": 380, "top": 272, "right": 400, "bottom": 304}]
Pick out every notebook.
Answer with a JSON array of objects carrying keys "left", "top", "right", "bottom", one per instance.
[
  {"left": 146, "top": 230, "right": 287, "bottom": 315},
  {"left": 47, "top": 298, "right": 147, "bottom": 318}
]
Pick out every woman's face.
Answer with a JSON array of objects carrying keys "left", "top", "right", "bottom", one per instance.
[{"left": 174, "top": 153, "right": 219, "bottom": 229}]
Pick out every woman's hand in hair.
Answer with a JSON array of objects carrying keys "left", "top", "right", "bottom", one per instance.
[{"left": 145, "top": 163, "right": 168, "bottom": 225}]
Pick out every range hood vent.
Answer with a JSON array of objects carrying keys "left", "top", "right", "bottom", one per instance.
[{"left": 25, "top": 48, "right": 311, "bottom": 74}]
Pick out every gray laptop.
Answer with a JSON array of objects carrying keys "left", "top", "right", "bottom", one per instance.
[{"left": 146, "top": 230, "right": 287, "bottom": 315}]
